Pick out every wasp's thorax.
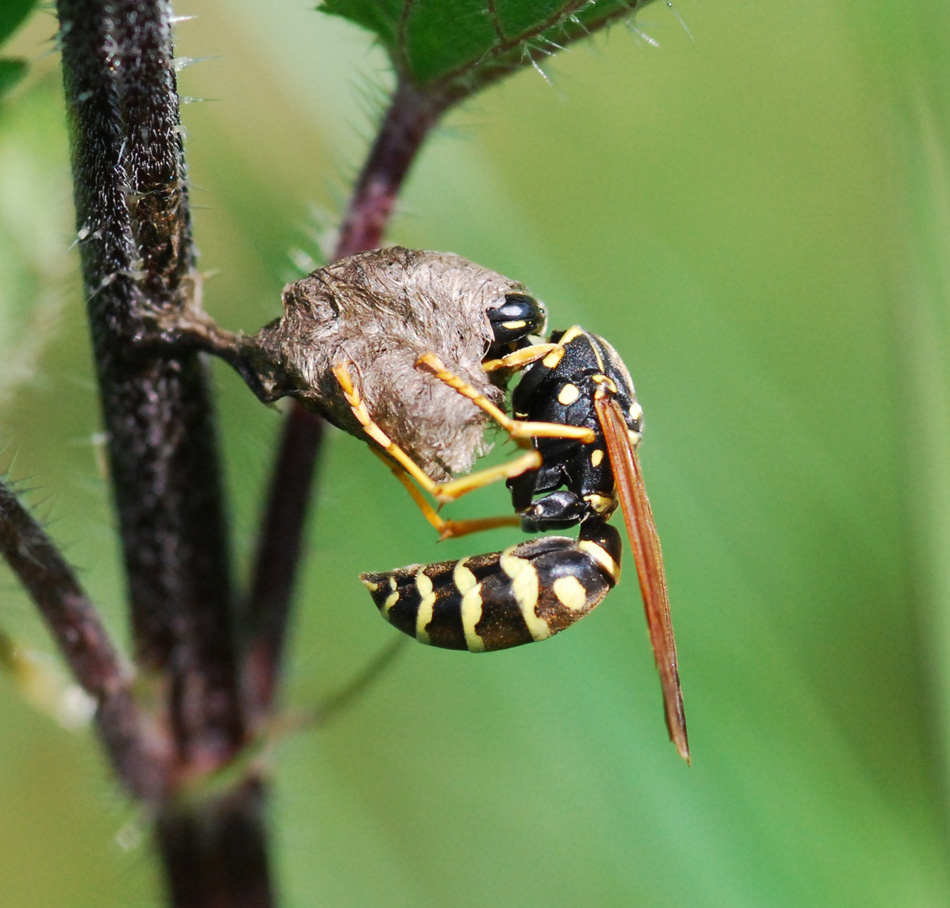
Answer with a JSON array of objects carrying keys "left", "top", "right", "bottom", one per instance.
[{"left": 507, "top": 327, "right": 642, "bottom": 532}]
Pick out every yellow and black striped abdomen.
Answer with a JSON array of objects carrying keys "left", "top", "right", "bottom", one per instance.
[{"left": 360, "top": 522, "right": 621, "bottom": 652}]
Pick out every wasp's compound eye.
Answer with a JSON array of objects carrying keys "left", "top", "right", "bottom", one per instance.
[{"left": 487, "top": 293, "right": 547, "bottom": 348}]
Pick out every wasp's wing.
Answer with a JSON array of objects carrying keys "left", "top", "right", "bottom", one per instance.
[{"left": 594, "top": 395, "right": 690, "bottom": 763}]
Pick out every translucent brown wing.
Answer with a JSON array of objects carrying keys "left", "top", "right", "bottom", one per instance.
[{"left": 594, "top": 394, "right": 690, "bottom": 763}]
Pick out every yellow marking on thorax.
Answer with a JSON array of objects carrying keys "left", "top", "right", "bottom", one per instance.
[
  {"left": 414, "top": 570, "right": 436, "bottom": 644},
  {"left": 500, "top": 550, "right": 549, "bottom": 641},
  {"left": 557, "top": 383, "right": 580, "bottom": 406},
  {"left": 592, "top": 373, "right": 617, "bottom": 395},
  {"left": 584, "top": 492, "right": 617, "bottom": 517},
  {"left": 460, "top": 585, "right": 485, "bottom": 652},
  {"left": 590, "top": 448, "right": 604, "bottom": 468},
  {"left": 552, "top": 575, "right": 588, "bottom": 612},
  {"left": 558, "top": 325, "right": 585, "bottom": 345},
  {"left": 591, "top": 344, "right": 606, "bottom": 373},
  {"left": 562, "top": 328, "right": 606, "bottom": 373},
  {"left": 578, "top": 540, "right": 620, "bottom": 584},
  {"left": 542, "top": 346, "right": 565, "bottom": 369}
]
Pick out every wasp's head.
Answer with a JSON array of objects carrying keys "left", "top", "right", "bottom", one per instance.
[{"left": 486, "top": 292, "right": 547, "bottom": 356}]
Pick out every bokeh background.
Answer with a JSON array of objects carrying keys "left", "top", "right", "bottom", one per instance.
[{"left": 3, "top": 2, "right": 950, "bottom": 905}]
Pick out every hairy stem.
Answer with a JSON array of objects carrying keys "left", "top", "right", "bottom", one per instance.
[
  {"left": 58, "top": 0, "right": 243, "bottom": 774},
  {"left": 57, "top": 0, "right": 271, "bottom": 903},
  {"left": 335, "top": 80, "right": 447, "bottom": 258},
  {"left": 0, "top": 480, "right": 169, "bottom": 800},
  {"left": 243, "top": 79, "right": 445, "bottom": 721}
]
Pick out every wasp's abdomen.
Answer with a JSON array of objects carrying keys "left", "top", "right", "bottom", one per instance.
[{"left": 361, "top": 523, "right": 621, "bottom": 652}]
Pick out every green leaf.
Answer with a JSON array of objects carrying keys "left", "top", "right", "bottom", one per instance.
[
  {"left": 320, "top": 0, "right": 654, "bottom": 100},
  {"left": 0, "top": 0, "right": 35, "bottom": 102},
  {"left": 0, "top": 59, "right": 26, "bottom": 98},
  {"left": 0, "top": 0, "right": 36, "bottom": 46}
]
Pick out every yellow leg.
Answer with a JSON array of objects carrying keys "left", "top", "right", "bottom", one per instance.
[
  {"left": 377, "top": 452, "right": 521, "bottom": 540},
  {"left": 482, "top": 342, "right": 559, "bottom": 373},
  {"left": 332, "top": 361, "right": 543, "bottom": 508},
  {"left": 416, "top": 353, "right": 597, "bottom": 444},
  {"left": 431, "top": 450, "right": 543, "bottom": 503}
]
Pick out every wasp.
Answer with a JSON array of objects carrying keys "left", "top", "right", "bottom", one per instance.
[
  {"left": 146, "top": 250, "right": 686, "bottom": 755},
  {"left": 362, "top": 324, "right": 689, "bottom": 761}
]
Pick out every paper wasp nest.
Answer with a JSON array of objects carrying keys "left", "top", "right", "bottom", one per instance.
[{"left": 255, "top": 247, "right": 536, "bottom": 481}]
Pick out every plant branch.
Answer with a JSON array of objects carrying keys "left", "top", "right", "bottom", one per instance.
[
  {"left": 56, "top": 0, "right": 272, "bottom": 904},
  {"left": 335, "top": 80, "right": 448, "bottom": 258},
  {"left": 156, "top": 777, "right": 272, "bottom": 908},
  {"left": 58, "top": 0, "right": 243, "bottom": 771},
  {"left": 243, "top": 405, "right": 324, "bottom": 719},
  {"left": 243, "top": 78, "right": 446, "bottom": 722},
  {"left": 0, "top": 479, "right": 169, "bottom": 800}
]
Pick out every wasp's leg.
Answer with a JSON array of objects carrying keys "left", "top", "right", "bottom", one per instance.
[
  {"left": 332, "top": 361, "right": 542, "bottom": 507},
  {"left": 482, "top": 342, "right": 559, "bottom": 374},
  {"left": 372, "top": 449, "right": 521, "bottom": 540},
  {"left": 416, "top": 353, "right": 597, "bottom": 444}
]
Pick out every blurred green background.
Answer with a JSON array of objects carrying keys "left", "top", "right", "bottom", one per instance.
[{"left": 3, "top": 1, "right": 950, "bottom": 905}]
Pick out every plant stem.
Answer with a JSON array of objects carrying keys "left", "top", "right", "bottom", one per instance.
[
  {"left": 58, "top": 0, "right": 243, "bottom": 773},
  {"left": 57, "top": 0, "right": 271, "bottom": 903},
  {"left": 0, "top": 480, "right": 168, "bottom": 800},
  {"left": 243, "top": 79, "right": 446, "bottom": 721},
  {"left": 335, "top": 80, "right": 447, "bottom": 258},
  {"left": 156, "top": 778, "right": 272, "bottom": 908},
  {"left": 244, "top": 404, "right": 324, "bottom": 718}
]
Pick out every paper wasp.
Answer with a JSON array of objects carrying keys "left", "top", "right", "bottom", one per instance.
[
  {"left": 145, "top": 248, "right": 686, "bottom": 755},
  {"left": 361, "top": 324, "right": 690, "bottom": 762}
]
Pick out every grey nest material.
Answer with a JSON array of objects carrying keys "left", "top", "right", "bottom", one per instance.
[{"left": 255, "top": 247, "right": 537, "bottom": 481}]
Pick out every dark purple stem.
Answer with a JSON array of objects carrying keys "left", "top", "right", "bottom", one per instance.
[
  {"left": 243, "top": 404, "right": 324, "bottom": 716},
  {"left": 335, "top": 81, "right": 447, "bottom": 258},
  {"left": 56, "top": 0, "right": 271, "bottom": 904},
  {"left": 0, "top": 480, "right": 169, "bottom": 801},
  {"left": 156, "top": 777, "right": 272, "bottom": 908},
  {"left": 58, "top": 0, "right": 244, "bottom": 769},
  {"left": 243, "top": 79, "right": 446, "bottom": 720}
]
